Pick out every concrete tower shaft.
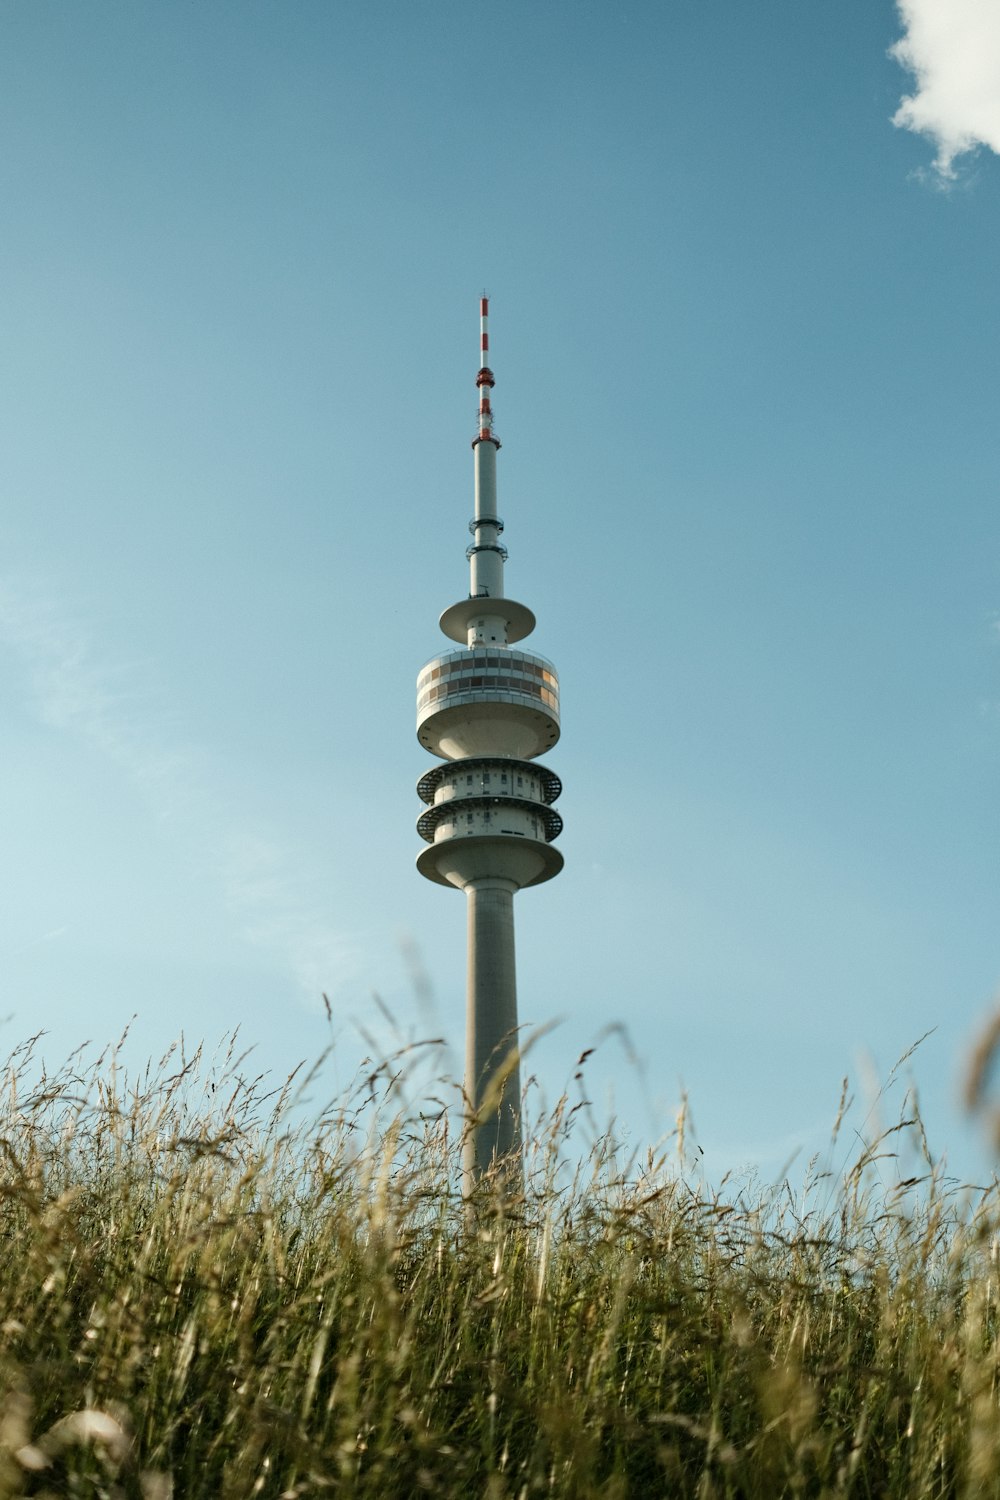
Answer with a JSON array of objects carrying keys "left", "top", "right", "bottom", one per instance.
[
  {"left": 465, "top": 880, "right": 519, "bottom": 1168},
  {"left": 415, "top": 299, "right": 564, "bottom": 1194}
]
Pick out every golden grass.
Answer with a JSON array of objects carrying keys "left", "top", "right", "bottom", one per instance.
[{"left": 0, "top": 1028, "right": 996, "bottom": 1497}]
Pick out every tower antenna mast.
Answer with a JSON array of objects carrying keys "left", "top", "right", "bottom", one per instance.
[{"left": 415, "top": 298, "right": 564, "bottom": 1194}]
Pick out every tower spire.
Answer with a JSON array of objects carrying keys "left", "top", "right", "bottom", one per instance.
[
  {"left": 465, "top": 294, "right": 509, "bottom": 620},
  {"left": 475, "top": 295, "right": 497, "bottom": 446},
  {"left": 438, "top": 299, "right": 535, "bottom": 648},
  {"left": 415, "top": 299, "right": 565, "bottom": 1195}
]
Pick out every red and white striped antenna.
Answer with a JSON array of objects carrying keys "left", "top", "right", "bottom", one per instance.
[{"left": 475, "top": 294, "right": 499, "bottom": 447}]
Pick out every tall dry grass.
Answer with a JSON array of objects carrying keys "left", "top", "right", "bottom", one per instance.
[{"left": 0, "top": 1027, "right": 997, "bottom": 1497}]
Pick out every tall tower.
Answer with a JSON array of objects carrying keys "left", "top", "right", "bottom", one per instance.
[{"left": 416, "top": 298, "right": 564, "bottom": 1190}]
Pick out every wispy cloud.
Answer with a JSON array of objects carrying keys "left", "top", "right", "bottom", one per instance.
[
  {"left": 890, "top": 1, "right": 1000, "bottom": 179},
  {"left": 0, "top": 584, "right": 197, "bottom": 794},
  {"left": 0, "top": 577, "right": 356, "bottom": 1007},
  {"left": 981, "top": 615, "right": 1000, "bottom": 722},
  {"left": 220, "top": 831, "right": 364, "bottom": 1003}
]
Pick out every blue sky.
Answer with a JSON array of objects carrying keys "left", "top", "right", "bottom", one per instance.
[{"left": 0, "top": 1, "right": 997, "bottom": 1185}]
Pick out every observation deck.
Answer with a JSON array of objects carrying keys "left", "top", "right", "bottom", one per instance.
[{"left": 416, "top": 647, "right": 560, "bottom": 760}]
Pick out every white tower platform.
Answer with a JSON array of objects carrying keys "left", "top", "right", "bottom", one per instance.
[{"left": 416, "top": 299, "right": 563, "bottom": 1193}]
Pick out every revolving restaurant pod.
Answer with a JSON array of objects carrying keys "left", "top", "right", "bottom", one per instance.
[{"left": 416, "top": 647, "right": 560, "bottom": 761}]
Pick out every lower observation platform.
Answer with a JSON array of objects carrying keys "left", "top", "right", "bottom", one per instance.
[{"left": 415, "top": 752, "right": 563, "bottom": 891}]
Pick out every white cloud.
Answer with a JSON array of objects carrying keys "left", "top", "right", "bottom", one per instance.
[{"left": 891, "top": 0, "right": 1000, "bottom": 178}]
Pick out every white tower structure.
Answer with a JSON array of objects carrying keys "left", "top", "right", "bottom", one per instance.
[{"left": 416, "top": 298, "right": 563, "bottom": 1190}]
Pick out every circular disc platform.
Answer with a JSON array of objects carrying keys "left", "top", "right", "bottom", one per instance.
[
  {"left": 416, "top": 832, "right": 564, "bottom": 891},
  {"left": 439, "top": 596, "right": 536, "bottom": 645}
]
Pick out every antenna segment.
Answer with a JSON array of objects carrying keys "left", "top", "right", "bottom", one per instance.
[
  {"left": 466, "top": 295, "right": 507, "bottom": 612},
  {"left": 476, "top": 296, "right": 497, "bottom": 446},
  {"left": 414, "top": 299, "right": 564, "bottom": 1195}
]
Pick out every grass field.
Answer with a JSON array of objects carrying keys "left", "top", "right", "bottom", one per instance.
[{"left": 0, "top": 1029, "right": 998, "bottom": 1498}]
